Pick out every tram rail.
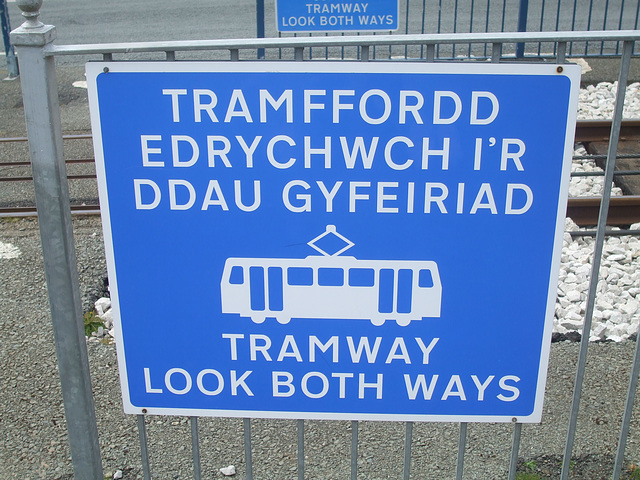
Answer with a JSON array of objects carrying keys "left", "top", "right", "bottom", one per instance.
[{"left": 3, "top": 122, "right": 640, "bottom": 226}]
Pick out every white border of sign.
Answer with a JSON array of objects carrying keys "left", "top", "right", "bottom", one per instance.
[{"left": 86, "top": 61, "right": 580, "bottom": 423}]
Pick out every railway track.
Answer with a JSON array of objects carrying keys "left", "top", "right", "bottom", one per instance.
[{"left": 2, "top": 122, "right": 640, "bottom": 227}]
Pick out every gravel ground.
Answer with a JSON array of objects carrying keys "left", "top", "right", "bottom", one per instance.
[{"left": 3, "top": 216, "right": 640, "bottom": 480}]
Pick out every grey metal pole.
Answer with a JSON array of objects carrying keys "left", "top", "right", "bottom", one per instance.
[
  {"left": 455, "top": 422, "right": 468, "bottom": 480},
  {"left": 256, "top": 0, "right": 265, "bottom": 59},
  {"left": 515, "top": 0, "right": 529, "bottom": 58},
  {"left": 560, "top": 40, "right": 634, "bottom": 480},
  {"left": 402, "top": 421, "right": 413, "bottom": 480},
  {"left": 612, "top": 330, "right": 640, "bottom": 480},
  {"left": 297, "top": 419, "right": 305, "bottom": 480},
  {"left": 1, "top": 0, "right": 18, "bottom": 78},
  {"left": 10, "top": 2, "right": 103, "bottom": 479},
  {"left": 244, "top": 418, "right": 254, "bottom": 480},
  {"left": 350, "top": 420, "right": 358, "bottom": 480},
  {"left": 507, "top": 422, "right": 523, "bottom": 480}
]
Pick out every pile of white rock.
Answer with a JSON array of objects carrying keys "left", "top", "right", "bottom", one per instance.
[
  {"left": 89, "top": 297, "right": 115, "bottom": 343},
  {"left": 555, "top": 217, "right": 640, "bottom": 341},
  {"left": 555, "top": 80, "right": 640, "bottom": 341},
  {"left": 577, "top": 81, "right": 640, "bottom": 119}
]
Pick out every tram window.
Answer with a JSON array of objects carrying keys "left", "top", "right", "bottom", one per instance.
[
  {"left": 419, "top": 269, "right": 434, "bottom": 288},
  {"left": 288, "top": 267, "right": 313, "bottom": 286},
  {"left": 229, "top": 266, "right": 244, "bottom": 285},
  {"left": 349, "top": 268, "right": 375, "bottom": 287},
  {"left": 318, "top": 268, "right": 344, "bottom": 286}
]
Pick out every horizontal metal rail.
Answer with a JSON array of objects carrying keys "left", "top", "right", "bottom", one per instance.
[{"left": 45, "top": 30, "right": 640, "bottom": 57}]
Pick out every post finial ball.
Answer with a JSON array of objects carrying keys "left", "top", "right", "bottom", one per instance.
[{"left": 16, "top": 0, "right": 44, "bottom": 28}]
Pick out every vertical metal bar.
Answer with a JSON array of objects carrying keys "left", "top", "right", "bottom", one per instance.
[
  {"left": 244, "top": 418, "right": 254, "bottom": 480},
  {"left": 561, "top": 40, "right": 634, "bottom": 480},
  {"left": 426, "top": 43, "right": 435, "bottom": 62},
  {"left": 612, "top": 330, "right": 640, "bottom": 480},
  {"left": 297, "top": 419, "right": 305, "bottom": 480},
  {"left": 516, "top": 0, "right": 529, "bottom": 57},
  {"left": 452, "top": 0, "right": 458, "bottom": 57},
  {"left": 557, "top": 41, "right": 567, "bottom": 64},
  {"left": 584, "top": 0, "right": 595, "bottom": 56},
  {"left": 618, "top": 0, "right": 626, "bottom": 29},
  {"left": 191, "top": 417, "right": 201, "bottom": 480},
  {"left": 538, "top": 0, "right": 546, "bottom": 56},
  {"left": 601, "top": 0, "right": 611, "bottom": 55},
  {"left": 491, "top": 42, "right": 501, "bottom": 62},
  {"left": 420, "top": 0, "right": 426, "bottom": 58},
  {"left": 295, "top": 46, "right": 304, "bottom": 61},
  {"left": 483, "top": 0, "right": 490, "bottom": 57},
  {"left": 256, "top": 0, "right": 265, "bottom": 59},
  {"left": 507, "top": 423, "right": 523, "bottom": 480},
  {"left": 436, "top": 0, "right": 443, "bottom": 58},
  {"left": 361, "top": 45, "right": 369, "bottom": 61},
  {"left": 402, "top": 422, "right": 413, "bottom": 480},
  {"left": 230, "top": 49, "right": 239, "bottom": 61},
  {"left": 616, "top": 0, "right": 626, "bottom": 55},
  {"left": 0, "top": 0, "right": 18, "bottom": 78},
  {"left": 350, "top": 420, "right": 358, "bottom": 480},
  {"left": 455, "top": 422, "right": 468, "bottom": 480},
  {"left": 165, "top": 50, "right": 175, "bottom": 61},
  {"left": 404, "top": 0, "right": 409, "bottom": 58},
  {"left": 138, "top": 415, "right": 152, "bottom": 480},
  {"left": 325, "top": 32, "right": 329, "bottom": 60},
  {"left": 570, "top": 0, "right": 578, "bottom": 30},
  {"left": 103, "top": 52, "right": 112, "bottom": 62},
  {"left": 468, "top": 0, "right": 475, "bottom": 57},
  {"left": 10, "top": 11, "right": 103, "bottom": 480},
  {"left": 569, "top": 0, "right": 578, "bottom": 55}
]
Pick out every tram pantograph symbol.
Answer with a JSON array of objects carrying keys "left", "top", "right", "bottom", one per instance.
[{"left": 220, "top": 225, "right": 442, "bottom": 326}]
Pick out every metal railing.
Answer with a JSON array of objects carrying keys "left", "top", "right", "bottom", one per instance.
[
  {"left": 9, "top": 1, "right": 640, "bottom": 479},
  {"left": 271, "top": 0, "right": 640, "bottom": 59}
]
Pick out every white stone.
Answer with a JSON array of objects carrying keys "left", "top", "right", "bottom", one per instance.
[
  {"left": 0, "top": 241, "right": 20, "bottom": 260},
  {"left": 95, "top": 297, "right": 111, "bottom": 316},
  {"left": 566, "top": 290, "right": 582, "bottom": 303},
  {"left": 597, "top": 299, "right": 614, "bottom": 311},
  {"left": 560, "top": 319, "right": 583, "bottom": 331},
  {"left": 113, "top": 470, "right": 123, "bottom": 480},
  {"left": 220, "top": 465, "right": 236, "bottom": 476},
  {"left": 609, "top": 312, "right": 626, "bottom": 325},
  {"left": 623, "top": 300, "right": 640, "bottom": 316},
  {"left": 99, "top": 309, "right": 113, "bottom": 327},
  {"left": 592, "top": 323, "right": 607, "bottom": 338}
]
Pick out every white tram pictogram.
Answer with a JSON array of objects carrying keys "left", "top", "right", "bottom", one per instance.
[{"left": 220, "top": 225, "right": 442, "bottom": 326}]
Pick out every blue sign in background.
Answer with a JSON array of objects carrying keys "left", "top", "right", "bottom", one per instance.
[
  {"left": 87, "top": 62, "right": 579, "bottom": 422},
  {"left": 276, "top": 0, "right": 398, "bottom": 32}
]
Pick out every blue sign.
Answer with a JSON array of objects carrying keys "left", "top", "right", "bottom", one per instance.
[
  {"left": 276, "top": 0, "right": 398, "bottom": 32},
  {"left": 86, "top": 62, "right": 580, "bottom": 423}
]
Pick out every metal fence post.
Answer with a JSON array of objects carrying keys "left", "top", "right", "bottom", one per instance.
[
  {"left": 1, "top": 0, "right": 19, "bottom": 78},
  {"left": 256, "top": 0, "right": 265, "bottom": 59},
  {"left": 516, "top": 0, "right": 529, "bottom": 57},
  {"left": 10, "top": 1, "right": 103, "bottom": 479}
]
